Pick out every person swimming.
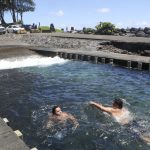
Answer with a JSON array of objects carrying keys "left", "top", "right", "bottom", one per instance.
[
  {"left": 90, "top": 98, "right": 150, "bottom": 144},
  {"left": 90, "top": 99, "right": 132, "bottom": 125},
  {"left": 45, "top": 105, "right": 79, "bottom": 129}
]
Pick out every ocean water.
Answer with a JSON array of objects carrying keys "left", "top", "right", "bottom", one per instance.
[{"left": 0, "top": 53, "right": 150, "bottom": 150}]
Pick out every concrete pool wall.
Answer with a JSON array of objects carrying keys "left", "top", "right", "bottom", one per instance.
[{"left": 0, "top": 33, "right": 150, "bottom": 71}]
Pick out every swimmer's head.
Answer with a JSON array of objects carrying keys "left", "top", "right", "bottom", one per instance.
[
  {"left": 113, "top": 99, "right": 123, "bottom": 109},
  {"left": 52, "top": 106, "right": 62, "bottom": 116}
]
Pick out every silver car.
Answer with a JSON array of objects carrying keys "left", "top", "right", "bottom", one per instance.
[
  {"left": 6, "top": 25, "right": 26, "bottom": 34},
  {"left": 0, "top": 26, "right": 6, "bottom": 34}
]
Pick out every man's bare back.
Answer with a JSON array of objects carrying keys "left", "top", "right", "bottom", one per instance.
[
  {"left": 90, "top": 100, "right": 131, "bottom": 125},
  {"left": 90, "top": 99, "right": 150, "bottom": 144}
]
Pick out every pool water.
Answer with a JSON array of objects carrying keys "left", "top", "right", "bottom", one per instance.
[{"left": 0, "top": 55, "right": 150, "bottom": 150}]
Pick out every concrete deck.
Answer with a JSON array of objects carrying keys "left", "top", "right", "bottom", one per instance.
[
  {"left": 51, "top": 48, "right": 150, "bottom": 63},
  {"left": 1, "top": 43, "right": 149, "bottom": 64},
  {"left": 30, "top": 47, "right": 150, "bottom": 71},
  {"left": 0, "top": 117, "right": 30, "bottom": 150}
]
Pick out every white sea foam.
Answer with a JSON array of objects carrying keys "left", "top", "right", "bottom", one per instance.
[
  {"left": 121, "top": 98, "right": 131, "bottom": 106},
  {"left": 0, "top": 55, "right": 69, "bottom": 70}
]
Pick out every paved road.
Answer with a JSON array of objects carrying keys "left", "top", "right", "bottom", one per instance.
[{"left": 50, "top": 33, "right": 150, "bottom": 43}]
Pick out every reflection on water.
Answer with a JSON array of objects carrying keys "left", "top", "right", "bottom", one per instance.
[{"left": 0, "top": 56, "right": 150, "bottom": 150}]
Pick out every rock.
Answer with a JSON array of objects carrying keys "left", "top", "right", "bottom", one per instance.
[
  {"left": 99, "top": 41, "right": 111, "bottom": 45},
  {"left": 136, "top": 31, "right": 146, "bottom": 37},
  {"left": 120, "top": 28, "right": 127, "bottom": 33},
  {"left": 96, "top": 45, "right": 103, "bottom": 50},
  {"left": 125, "top": 33, "right": 135, "bottom": 37},
  {"left": 138, "top": 28, "right": 144, "bottom": 32},
  {"left": 128, "top": 52, "right": 133, "bottom": 55},
  {"left": 121, "top": 51, "right": 128, "bottom": 54},
  {"left": 144, "top": 27, "right": 150, "bottom": 33},
  {"left": 119, "top": 32, "right": 126, "bottom": 36},
  {"left": 146, "top": 34, "right": 150, "bottom": 38},
  {"left": 144, "top": 50, "right": 150, "bottom": 56},
  {"left": 145, "top": 30, "right": 150, "bottom": 34},
  {"left": 130, "top": 27, "right": 138, "bottom": 33}
]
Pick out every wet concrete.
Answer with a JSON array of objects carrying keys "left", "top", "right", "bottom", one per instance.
[
  {"left": 0, "top": 118, "right": 30, "bottom": 150},
  {"left": 0, "top": 47, "right": 38, "bottom": 59}
]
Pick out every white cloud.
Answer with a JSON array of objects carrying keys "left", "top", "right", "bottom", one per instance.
[
  {"left": 97, "top": 8, "right": 110, "bottom": 13},
  {"left": 56, "top": 10, "right": 64, "bottom": 16},
  {"left": 50, "top": 10, "right": 64, "bottom": 17}
]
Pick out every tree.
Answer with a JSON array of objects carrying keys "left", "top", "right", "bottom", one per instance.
[
  {"left": 83, "top": 27, "right": 95, "bottom": 34},
  {"left": 95, "top": 22, "right": 116, "bottom": 35},
  {"left": 0, "top": 0, "right": 9, "bottom": 24},
  {"left": 16, "top": 0, "right": 35, "bottom": 23},
  {"left": 0, "top": 0, "right": 35, "bottom": 24},
  {"left": 1, "top": 0, "right": 19, "bottom": 23},
  {"left": 9, "top": 0, "right": 17, "bottom": 23}
]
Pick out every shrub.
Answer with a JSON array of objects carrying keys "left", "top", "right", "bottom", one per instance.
[
  {"left": 83, "top": 27, "right": 95, "bottom": 34},
  {"left": 95, "top": 22, "right": 116, "bottom": 35}
]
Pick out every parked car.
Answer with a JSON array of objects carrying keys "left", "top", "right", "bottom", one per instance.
[
  {"left": 6, "top": 25, "right": 26, "bottom": 34},
  {"left": 22, "top": 24, "right": 32, "bottom": 31},
  {"left": 0, "top": 25, "right": 6, "bottom": 34},
  {"left": 22, "top": 24, "right": 40, "bottom": 33}
]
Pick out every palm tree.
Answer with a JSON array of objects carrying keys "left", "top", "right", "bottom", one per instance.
[
  {"left": 0, "top": 0, "right": 9, "bottom": 24},
  {"left": 0, "top": 0, "right": 35, "bottom": 24},
  {"left": 16, "top": 0, "right": 35, "bottom": 23}
]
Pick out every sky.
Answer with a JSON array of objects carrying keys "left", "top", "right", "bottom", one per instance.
[{"left": 4, "top": 0, "right": 150, "bottom": 30}]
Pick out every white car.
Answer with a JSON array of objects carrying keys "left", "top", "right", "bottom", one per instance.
[
  {"left": 6, "top": 25, "right": 26, "bottom": 34},
  {"left": 0, "top": 25, "right": 6, "bottom": 34}
]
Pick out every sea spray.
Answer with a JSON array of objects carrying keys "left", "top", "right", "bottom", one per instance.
[{"left": 0, "top": 55, "right": 69, "bottom": 70}]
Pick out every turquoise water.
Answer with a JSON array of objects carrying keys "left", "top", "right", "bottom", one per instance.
[{"left": 0, "top": 59, "right": 150, "bottom": 150}]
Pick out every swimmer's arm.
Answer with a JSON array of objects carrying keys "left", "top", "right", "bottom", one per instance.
[
  {"left": 45, "top": 119, "right": 54, "bottom": 129},
  {"left": 67, "top": 114, "right": 79, "bottom": 127},
  {"left": 140, "top": 135, "right": 150, "bottom": 143},
  {"left": 45, "top": 115, "right": 55, "bottom": 129},
  {"left": 90, "top": 101, "right": 112, "bottom": 114}
]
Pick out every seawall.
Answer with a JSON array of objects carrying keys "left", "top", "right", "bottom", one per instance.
[
  {"left": 0, "top": 33, "right": 150, "bottom": 71},
  {"left": 0, "top": 33, "right": 150, "bottom": 56}
]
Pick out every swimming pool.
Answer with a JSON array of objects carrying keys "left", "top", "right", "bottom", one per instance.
[{"left": 0, "top": 54, "right": 150, "bottom": 150}]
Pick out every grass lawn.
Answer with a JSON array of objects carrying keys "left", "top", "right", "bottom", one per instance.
[{"left": 39, "top": 26, "right": 63, "bottom": 32}]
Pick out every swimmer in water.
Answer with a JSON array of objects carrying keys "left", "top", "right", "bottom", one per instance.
[
  {"left": 90, "top": 98, "right": 131, "bottom": 125},
  {"left": 90, "top": 98, "right": 150, "bottom": 144},
  {"left": 46, "top": 105, "right": 79, "bottom": 129}
]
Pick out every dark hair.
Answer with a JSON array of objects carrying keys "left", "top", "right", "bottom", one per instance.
[
  {"left": 52, "top": 105, "right": 59, "bottom": 114},
  {"left": 113, "top": 99, "right": 123, "bottom": 109}
]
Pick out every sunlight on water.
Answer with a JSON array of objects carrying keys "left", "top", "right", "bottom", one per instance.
[{"left": 0, "top": 55, "right": 69, "bottom": 70}]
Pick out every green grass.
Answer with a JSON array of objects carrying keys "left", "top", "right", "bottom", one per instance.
[
  {"left": 39, "top": 26, "right": 49, "bottom": 30},
  {"left": 55, "top": 29, "right": 63, "bottom": 32},
  {"left": 39, "top": 26, "right": 63, "bottom": 32}
]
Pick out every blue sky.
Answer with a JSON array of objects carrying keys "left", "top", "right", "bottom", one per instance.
[{"left": 5, "top": 0, "right": 150, "bottom": 30}]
